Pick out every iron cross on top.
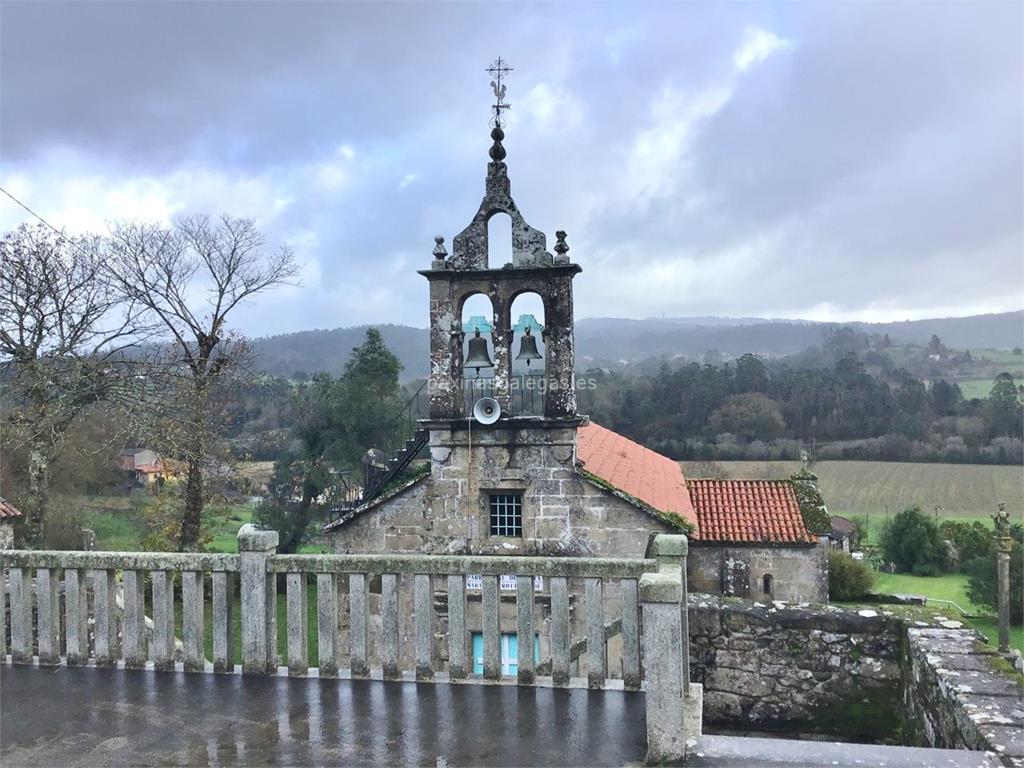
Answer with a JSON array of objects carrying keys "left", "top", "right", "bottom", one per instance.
[{"left": 487, "top": 56, "right": 513, "bottom": 126}]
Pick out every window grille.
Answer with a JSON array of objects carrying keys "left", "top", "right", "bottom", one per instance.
[{"left": 489, "top": 493, "right": 522, "bottom": 537}]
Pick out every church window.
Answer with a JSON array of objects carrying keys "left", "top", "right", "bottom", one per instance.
[{"left": 489, "top": 493, "right": 522, "bottom": 537}]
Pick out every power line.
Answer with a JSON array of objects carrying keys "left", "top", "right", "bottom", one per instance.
[
  {"left": 0, "top": 184, "right": 69, "bottom": 240},
  {"left": 0, "top": 184, "right": 109, "bottom": 263}
]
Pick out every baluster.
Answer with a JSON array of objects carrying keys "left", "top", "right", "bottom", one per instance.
[
  {"left": 212, "top": 571, "right": 235, "bottom": 673},
  {"left": 122, "top": 569, "right": 147, "bottom": 668},
  {"left": 414, "top": 573, "right": 433, "bottom": 681},
  {"left": 9, "top": 567, "right": 29, "bottom": 663},
  {"left": 316, "top": 573, "right": 339, "bottom": 677},
  {"left": 286, "top": 572, "right": 308, "bottom": 676},
  {"left": 482, "top": 574, "right": 501, "bottom": 680},
  {"left": 585, "top": 577, "right": 606, "bottom": 688},
  {"left": 64, "top": 569, "right": 88, "bottom": 665},
  {"left": 550, "top": 576, "right": 570, "bottom": 686},
  {"left": 36, "top": 568, "right": 60, "bottom": 665},
  {"left": 93, "top": 569, "right": 117, "bottom": 666},
  {"left": 349, "top": 573, "right": 369, "bottom": 678},
  {"left": 620, "top": 578, "right": 641, "bottom": 690},
  {"left": 151, "top": 570, "right": 175, "bottom": 670},
  {"left": 381, "top": 573, "right": 399, "bottom": 680},
  {"left": 447, "top": 574, "right": 466, "bottom": 680},
  {"left": 182, "top": 570, "right": 205, "bottom": 672},
  {"left": 516, "top": 574, "right": 535, "bottom": 685}
]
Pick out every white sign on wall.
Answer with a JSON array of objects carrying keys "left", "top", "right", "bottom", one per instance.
[{"left": 465, "top": 574, "right": 544, "bottom": 592}]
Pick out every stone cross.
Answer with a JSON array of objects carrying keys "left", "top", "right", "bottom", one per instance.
[{"left": 993, "top": 502, "right": 1013, "bottom": 654}]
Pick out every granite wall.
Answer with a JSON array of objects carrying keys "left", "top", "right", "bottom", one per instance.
[
  {"left": 688, "top": 543, "right": 828, "bottom": 603},
  {"left": 903, "top": 627, "right": 1023, "bottom": 766},
  {"left": 688, "top": 595, "right": 903, "bottom": 739}
]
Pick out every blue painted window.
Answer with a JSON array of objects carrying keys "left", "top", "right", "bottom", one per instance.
[{"left": 471, "top": 632, "right": 540, "bottom": 675}]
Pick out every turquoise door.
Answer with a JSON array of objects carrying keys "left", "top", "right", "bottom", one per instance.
[{"left": 471, "top": 633, "right": 540, "bottom": 675}]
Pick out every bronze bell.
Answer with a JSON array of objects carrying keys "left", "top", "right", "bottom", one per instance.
[
  {"left": 464, "top": 328, "right": 494, "bottom": 374},
  {"left": 515, "top": 326, "right": 543, "bottom": 366}
]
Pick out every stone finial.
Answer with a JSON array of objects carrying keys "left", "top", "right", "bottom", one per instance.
[
  {"left": 489, "top": 125, "right": 507, "bottom": 162},
  {"left": 554, "top": 230, "right": 570, "bottom": 263},
  {"left": 431, "top": 235, "right": 448, "bottom": 269},
  {"left": 432, "top": 235, "right": 448, "bottom": 258}
]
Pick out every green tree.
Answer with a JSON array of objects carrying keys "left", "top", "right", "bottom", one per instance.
[
  {"left": 734, "top": 353, "right": 768, "bottom": 394},
  {"left": 880, "top": 506, "right": 948, "bottom": 575},
  {"left": 964, "top": 523, "right": 1022, "bottom": 623},
  {"left": 707, "top": 393, "right": 786, "bottom": 441},
  {"left": 256, "top": 329, "right": 403, "bottom": 553},
  {"left": 985, "top": 372, "right": 1023, "bottom": 438},
  {"left": 939, "top": 520, "right": 992, "bottom": 568}
]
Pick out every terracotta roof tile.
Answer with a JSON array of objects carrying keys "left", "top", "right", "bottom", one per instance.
[
  {"left": 577, "top": 422, "right": 697, "bottom": 528},
  {"left": 686, "top": 479, "right": 816, "bottom": 544},
  {"left": 0, "top": 496, "right": 23, "bottom": 519}
]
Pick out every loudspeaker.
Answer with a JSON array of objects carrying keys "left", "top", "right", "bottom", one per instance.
[{"left": 472, "top": 397, "right": 501, "bottom": 425}]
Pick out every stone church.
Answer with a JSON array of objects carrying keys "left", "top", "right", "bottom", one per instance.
[{"left": 322, "top": 86, "right": 827, "bottom": 674}]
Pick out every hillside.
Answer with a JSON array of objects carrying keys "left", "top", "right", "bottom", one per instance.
[
  {"left": 680, "top": 460, "right": 1024, "bottom": 518},
  {"left": 248, "top": 310, "right": 1024, "bottom": 379}
]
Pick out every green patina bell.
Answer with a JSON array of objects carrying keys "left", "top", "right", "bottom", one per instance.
[
  {"left": 464, "top": 328, "right": 493, "bottom": 374},
  {"left": 515, "top": 326, "right": 543, "bottom": 366}
]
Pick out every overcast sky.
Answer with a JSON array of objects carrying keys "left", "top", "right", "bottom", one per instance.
[{"left": 1, "top": 1, "right": 1021, "bottom": 337}]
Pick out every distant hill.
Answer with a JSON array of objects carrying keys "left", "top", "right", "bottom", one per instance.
[{"left": 248, "top": 310, "right": 1024, "bottom": 380}]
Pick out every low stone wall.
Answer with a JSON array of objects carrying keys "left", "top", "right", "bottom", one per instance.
[
  {"left": 689, "top": 595, "right": 903, "bottom": 739},
  {"left": 903, "top": 627, "right": 1023, "bottom": 766}
]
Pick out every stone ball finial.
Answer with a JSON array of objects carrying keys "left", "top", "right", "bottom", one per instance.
[
  {"left": 489, "top": 125, "right": 507, "bottom": 161},
  {"left": 554, "top": 230, "right": 569, "bottom": 255},
  {"left": 432, "top": 235, "right": 448, "bottom": 259}
]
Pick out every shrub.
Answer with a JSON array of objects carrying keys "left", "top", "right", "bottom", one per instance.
[
  {"left": 939, "top": 520, "right": 992, "bottom": 569},
  {"left": 879, "top": 506, "right": 948, "bottom": 574},
  {"left": 829, "top": 550, "right": 876, "bottom": 601}
]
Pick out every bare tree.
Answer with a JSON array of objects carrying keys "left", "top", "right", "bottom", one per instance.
[
  {"left": 109, "top": 215, "right": 297, "bottom": 550},
  {"left": 0, "top": 223, "right": 142, "bottom": 545}
]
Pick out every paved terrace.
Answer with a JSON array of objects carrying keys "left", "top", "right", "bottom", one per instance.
[{"left": 1, "top": 666, "right": 1001, "bottom": 767}]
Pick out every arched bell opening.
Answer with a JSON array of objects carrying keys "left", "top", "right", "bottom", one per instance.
[
  {"left": 486, "top": 211, "right": 513, "bottom": 268},
  {"left": 509, "top": 291, "right": 545, "bottom": 416},
  {"left": 460, "top": 292, "right": 496, "bottom": 413}
]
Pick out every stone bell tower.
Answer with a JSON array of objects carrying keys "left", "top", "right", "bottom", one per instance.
[{"left": 420, "top": 59, "right": 581, "bottom": 424}]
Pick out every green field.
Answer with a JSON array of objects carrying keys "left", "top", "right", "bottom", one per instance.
[
  {"left": 682, "top": 460, "right": 1023, "bottom": 521},
  {"left": 870, "top": 572, "right": 1022, "bottom": 652},
  {"left": 82, "top": 496, "right": 328, "bottom": 554}
]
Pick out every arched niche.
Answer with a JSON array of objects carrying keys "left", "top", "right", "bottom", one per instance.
[{"left": 460, "top": 291, "right": 495, "bottom": 384}]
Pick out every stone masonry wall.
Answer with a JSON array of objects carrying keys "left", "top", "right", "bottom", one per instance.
[
  {"left": 689, "top": 595, "right": 904, "bottom": 738},
  {"left": 903, "top": 627, "right": 1023, "bottom": 766},
  {"left": 330, "top": 423, "right": 673, "bottom": 558},
  {"left": 688, "top": 544, "right": 828, "bottom": 603}
]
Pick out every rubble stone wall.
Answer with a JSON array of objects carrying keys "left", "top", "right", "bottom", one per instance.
[
  {"left": 688, "top": 596, "right": 903, "bottom": 739},
  {"left": 903, "top": 627, "right": 1023, "bottom": 765}
]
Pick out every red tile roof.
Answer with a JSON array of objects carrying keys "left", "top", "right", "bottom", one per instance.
[
  {"left": 0, "top": 497, "right": 23, "bottom": 519},
  {"left": 687, "top": 479, "right": 816, "bottom": 544},
  {"left": 577, "top": 422, "right": 697, "bottom": 528}
]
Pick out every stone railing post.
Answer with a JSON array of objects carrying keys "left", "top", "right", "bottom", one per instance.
[
  {"left": 646, "top": 533, "right": 703, "bottom": 754},
  {"left": 238, "top": 526, "right": 279, "bottom": 674},
  {"left": 640, "top": 569, "right": 686, "bottom": 764}
]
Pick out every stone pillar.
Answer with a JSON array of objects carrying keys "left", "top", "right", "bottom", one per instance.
[
  {"left": 491, "top": 295, "right": 512, "bottom": 413},
  {"left": 427, "top": 280, "right": 464, "bottom": 419},
  {"left": 640, "top": 570, "right": 686, "bottom": 764},
  {"left": 646, "top": 533, "right": 703, "bottom": 748},
  {"left": 997, "top": 536, "right": 1012, "bottom": 654},
  {"left": 238, "top": 526, "right": 279, "bottom": 674},
  {"left": 649, "top": 534, "right": 692, "bottom": 693}
]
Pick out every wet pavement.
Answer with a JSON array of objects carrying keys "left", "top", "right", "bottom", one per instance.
[
  {"left": 0, "top": 666, "right": 1002, "bottom": 767},
  {"left": 0, "top": 665, "right": 646, "bottom": 767}
]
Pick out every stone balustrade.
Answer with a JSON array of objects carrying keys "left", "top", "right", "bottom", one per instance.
[{"left": 0, "top": 530, "right": 700, "bottom": 763}]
